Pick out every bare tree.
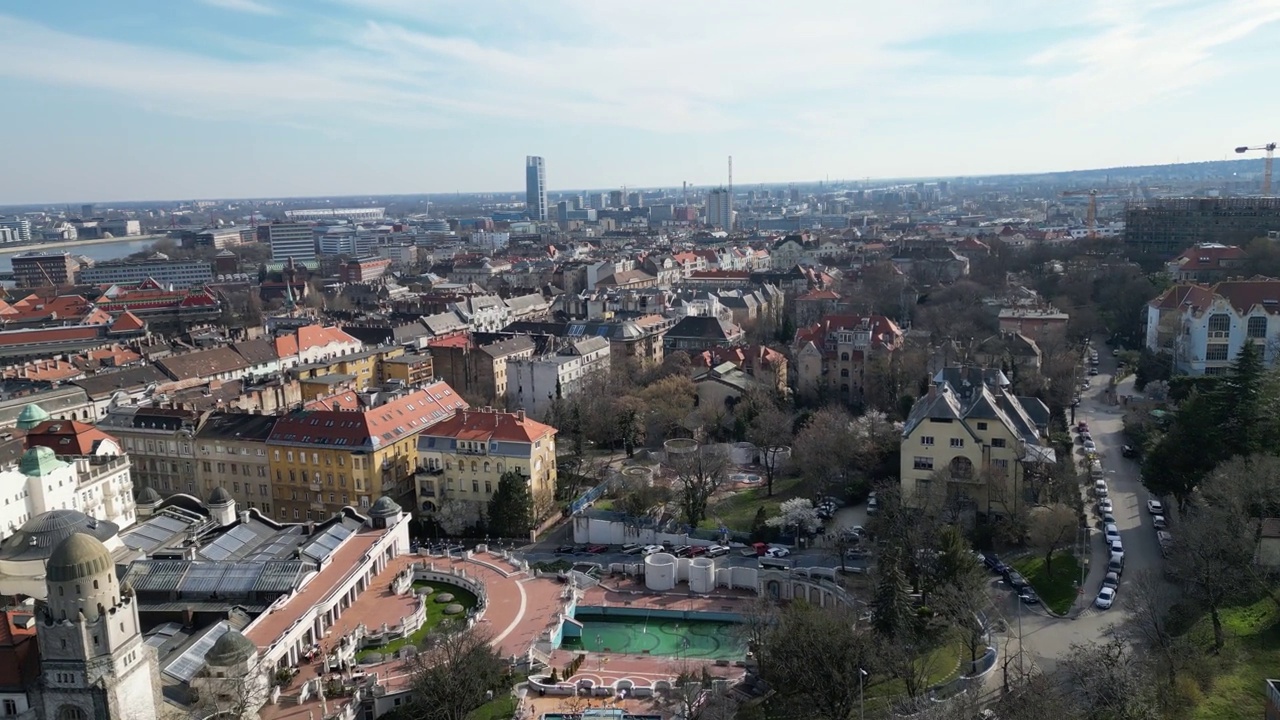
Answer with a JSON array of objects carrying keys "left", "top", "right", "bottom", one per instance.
[
  {"left": 1166, "top": 503, "right": 1254, "bottom": 651},
  {"left": 668, "top": 444, "right": 730, "bottom": 527},
  {"left": 746, "top": 403, "right": 793, "bottom": 497},
  {"left": 188, "top": 656, "right": 269, "bottom": 720},
  {"left": 791, "top": 407, "right": 858, "bottom": 494},
  {"left": 1117, "top": 569, "right": 1186, "bottom": 688},
  {"left": 404, "top": 624, "right": 507, "bottom": 720},
  {"left": 1058, "top": 635, "right": 1162, "bottom": 720},
  {"left": 1026, "top": 503, "right": 1078, "bottom": 575}
]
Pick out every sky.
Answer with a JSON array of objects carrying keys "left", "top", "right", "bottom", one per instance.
[{"left": 2, "top": 0, "right": 1279, "bottom": 204}]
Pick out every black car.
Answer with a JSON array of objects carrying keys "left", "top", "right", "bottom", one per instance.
[
  {"left": 982, "top": 553, "right": 1005, "bottom": 573},
  {"left": 555, "top": 545, "right": 575, "bottom": 554},
  {"left": 1122, "top": 445, "right": 1137, "bottom": 458},
  {"left": 1019, "top": 590, "right": 1041, "bottom": 605},
  {"left": 1005, "top": 571, "right": 1030, "bottom": 589}
]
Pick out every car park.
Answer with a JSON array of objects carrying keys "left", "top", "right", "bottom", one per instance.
[
  {"left": 1147, "top": 499, "right": 1164, "bottom": 515},
  {"left": 1104, "top": 524, "right": 1120, "bottom": 542},
  {"left": 1095, "top": 586, "right": 1116, "bottom": 609}
]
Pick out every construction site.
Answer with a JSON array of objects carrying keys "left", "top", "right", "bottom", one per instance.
[{"left": 1123, "top": 197, "right": 1280, "bottom": 255}]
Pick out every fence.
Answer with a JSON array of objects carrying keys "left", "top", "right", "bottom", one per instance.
[{"left": 569, "top": 474, "right": 615, "bottom": 515}]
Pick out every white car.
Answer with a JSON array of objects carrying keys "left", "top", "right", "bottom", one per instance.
[
  {"left": 1153, "top": 515, "right": 1167, "bottom": 530},
  {"left": 1097, "top": 498, "right": 1114, "bottom": 514},
  {"left": 1094, "top": 480, "right": 1109, "bottom": 497},
  {"left": 641, "top": 545, "right": 664, "bottom": 556},
  {"left": 1147, "top": 499, "right": 1164, "bottom": 515},
  {"left": 1110, "top": 539, "right": 1124, "bottom": 556},
  {"left": 1084, "top": 440, "right": 1097, "bottom": 453},
  {"left": 765, "top": 546, "right": 791, "bottom": 558},
  {"left": 1095, "top": 586, "right": 1116, "bottom": 609},
  {"left": 1104, "top": 524, "right": 1120, "bottom": 543},
  {"left": 705, "top": 544, "right": 730, "bottom": 558}
]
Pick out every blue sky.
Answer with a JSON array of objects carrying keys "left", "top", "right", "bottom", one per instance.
[{"left": 2, "top": 0, "right": 1279, "bottom": 204}]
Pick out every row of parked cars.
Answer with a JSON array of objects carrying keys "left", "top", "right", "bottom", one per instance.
[
  {"left": 555, "top": 542, "right": 733, "bottom": 558},
  {"left": 978, "top": 551, "right": 1040, "bottom": 605}
]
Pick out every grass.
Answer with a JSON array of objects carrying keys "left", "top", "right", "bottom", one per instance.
[
  {"left": 700, "top": 475, "right": 805, "bottom": 531},
  {"left": 860, "top": 629, "right": 968, "bottom": 706},
  {"left": 1187, "top": 595, "right": 1280, "bottom": 720},
  {"left": 354, "top": 581, "right": 479, "bottom": 661},
  {"left": 1011, "top": 553, "right": 1082, "bottom": 615},
  {"left": 466, "top": 695, "right": 516, "bottom": 720}
]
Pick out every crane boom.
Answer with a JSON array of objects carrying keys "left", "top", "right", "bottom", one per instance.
[
  {"left": 1060, "top": 189, "right": 1099, "bottom": 238},
  {"left": 1234, "top": 142, "right": 1276, "bottom": 196}
]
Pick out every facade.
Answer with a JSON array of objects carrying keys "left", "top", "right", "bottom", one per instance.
[
  {"left": 997, "top": 307, "right": 1070, "bottom": 343},
  {"left": 96, "top": 406, "right": 202, "bottom": 497},
  {"left": 340, "top": 257, "right": 393, "bottom": 283},
  {"left": 1144, "top": 278, "right": 1280, "bottom": 375},
  {"left": 20, "top": 416, "right": 136, "bottom": 531},
  {"left": 706, "top": 188, "right": 733, "bottom": 230},
  {"left": 793, "top": 314, "right": 904, "bottom": 404},
  {"left": 415, "top": 407, "right": 557, "bottom": 526},
  {"left": 526, "top": 156, "right": 548, "bottom": 222},
  {"left": 33, "top": 533, "right": 163, "bottom": 720},
  {"left": 508, "top": 336, "right": 611, "bottom": 420},
  {"left": 1124, "top": 197, "right": 1280, "bottom": 255},
  {"left": 378, "top": 353, "right": 435, "bottom": 387},
  {"left": 430, "top": 335, "right": 536, "bottom": 406},
  {"left": 266, "top": 382, "right": 468, "bottom": 521},
  {"left": 77, "top": 258, "right": 214, "bottom": 288},
  {"left": 268, "top": 222, "right": 317, "bottom": 263},
  {"left": 193, "top": 412, "right": 278, "bottom": 516},
  {"left": 1165, "top": 243, "right": 1247, "bottom": 283},
  {"left": 11, "top": 252, "right": 75, "bottom": 288},
  {"left": 899, "top": 367, "right": 1054, "bottom": 516},
  {"left": 0, "top": 218, "right": 32, "bottom": 243}
]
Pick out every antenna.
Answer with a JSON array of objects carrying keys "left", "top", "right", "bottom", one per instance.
[{"left": 728, "top": 156, "right": 733, "bottom": 231}]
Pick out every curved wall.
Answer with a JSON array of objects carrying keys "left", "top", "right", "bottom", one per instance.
[
  {"left": 688, "top": 557, "right": 715, "bottom": 593},
  {"left": 644, "top": 552, "right": 676, "bottom": 591}
]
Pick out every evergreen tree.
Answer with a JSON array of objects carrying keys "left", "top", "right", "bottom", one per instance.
[
  {"left": 871, "top": 549, "right": 916, "bottom": 640},
  {"left": 1213, "top": 340, "right": 1270, "bottom": 458},
  {"left": 486, "top": 470, "right": 534, "bottom": 539}
]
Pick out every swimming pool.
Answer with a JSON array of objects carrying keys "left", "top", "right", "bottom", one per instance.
[{"left": 558, "top": 607, "right": 747, "bottom": 660}]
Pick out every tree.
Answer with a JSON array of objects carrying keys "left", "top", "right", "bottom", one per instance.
[
  {"left": 403, "top": 624, "right": 507, "bottom": 720},
  {"left": 486, "top": 470, "right": 534, "bottom": 539},
  {"left": 1117, "top": 569, "right": 1186, "bottom": 688},
  {"left": 929, "top": 526, "right": 990, "bottom": 664},
  {"left": 871, "top": 549, "right": 916, "bottom": 640},
  {"left": 189, "top": 656, "right": 268, "bottom": 720},
  {"left": 765, "top": 498, "right": 821, "bottom": 538},
  {"left": 1058, "top": 635, "right": 1162, "bottom": 720},
  {"left": 791, "top": 407, "right": 857, "bottom": 493},
  {"left": 756, "top": 603, "right": 874, "bottom": 720},
  {"left": 668, "top": 444, "right": 730, "bottom": 527},
  {"left": 1026, "top": 503, "right": 1078, "bottom": 576},
  {"left": 637, "top": 374, "right": 698, "bottom": 444},
  {"left": 1166, "top": 503, "right": 1254, "bottom": 650},
  {"left": 746, "top": 403, "right": 793, "bottom": 497}
]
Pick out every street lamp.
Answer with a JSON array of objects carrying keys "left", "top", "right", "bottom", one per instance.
[{"left": 859, "top": 668, "right": 867, "bottom": 720}]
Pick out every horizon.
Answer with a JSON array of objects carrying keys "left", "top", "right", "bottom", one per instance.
[{"left": 1, "top": 0, "right": 1278, "bottom": 204}]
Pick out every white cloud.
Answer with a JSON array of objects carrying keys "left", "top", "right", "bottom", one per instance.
[{"left": 200, "top": 0, "right": 279, "bottom": 15}]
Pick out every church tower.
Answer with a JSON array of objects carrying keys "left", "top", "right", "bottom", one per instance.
[{"left": 34, "top": 533, "right": 162, "bottom": 720}]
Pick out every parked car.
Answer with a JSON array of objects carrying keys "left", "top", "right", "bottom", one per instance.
[
  {"left": 620, "top": 543, "right": 642, "bottom": 554},
  {"left": 1095, "top": 586, "right": 1116, "bottom": 609},
  {"left": 1110, "top": 539, "right": 1124, "bottom": 556},
  {"left": 1102, "top": 572, "right": 1120, "bottom": 589},
  {"left": 1084, "top": 440, "right": 1097, "bottom": 453},
  {"left": 1104, "top": 524, "right": 1121, "bottom": 543},
  {"left": 641, "top": 544, "right": 664, "bottom": 556},
  {"left": 1108, "top": 553, "right": 1125, "bottom": 574},
  {"left": 1088, "top": 367, "right": 1100, "bottom": 376},
  {"left": 1153, "top": 515, "right": 1167, "bottom": 530},
  {"left": 587, "top": 544, "right": 608, "bottom": 554},
  {"left": 765, "top": 546, "right": 791, "bottom": 558},
  {"left": 1147, "top": 499, "right": 1164, "bottom": 515},
  {"left": 1097, "top": 498, "right": 1114, "bottom": 514},
  {"left": 1122, "top": 445, "right": 1137, "bottom": 458},
  {"left": 1004, "top": 569, "right": 1029, "bottom": 588},
  {"left": 706, "top": 545, "right": 730, "bottom": 558},
  {"left": 983, "top": 553, "right": 1008, "bottom": 574},
  {"left": 1094, "top": 479, "right": 1109, "bottom": 497},
  {"left": 1156, "top": 531, "right": 1174, "bottom": 547},
  {"left": 1101, "top": 511, "right": 1117, "bottom": 526},
  {"left": 1019, "top": 590, "right": 1041, "bottom": 605},
  {"left": 674, "top": 545, "right": 693, "bottom": 557},
  {"left": 556, "top": 545, "right": 575, "bottom": 554},
  {"left": 688, "top": 545, "right": 708, "bottom": 557},
  {"left": 845, "top": 547, "right": 872, "bottom": 559}
]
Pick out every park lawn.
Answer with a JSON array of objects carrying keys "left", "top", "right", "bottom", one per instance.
[
  {"left": 1011, "top": 553, "right": 1081, "bottom": 615},
  {"left": 466, "top": 695, "right": 516, "bottom": 720},
  {"left": 1189, "top": 595, "right": 1280, "bottom": 720},
  {"left": 355, "top": 581, "right": 479, "bottom": 661},
  {"left": 700, "top": 475, "right": 805, "bottom": 532},
  {"left": 860, "top": 630, "right": 969, "bottom": 710}
]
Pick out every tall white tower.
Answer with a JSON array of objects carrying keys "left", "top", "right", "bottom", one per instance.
[{"left": 34, "top": 533, "right": 162, "bottom": 720}]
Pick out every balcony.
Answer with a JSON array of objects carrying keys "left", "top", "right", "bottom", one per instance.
[
  {"left": 311, "top": 501, "right": 327, "bottom": 512},
  {"left": 310, "top": 483, "right": 323, "bottom": 492},
  {"left": 457, "top": 446, "right": 487, "bottom": 456}
]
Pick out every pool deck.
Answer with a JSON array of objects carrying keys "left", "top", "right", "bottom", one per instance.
[{"left": 260, "top": 551, "right": 747, "bottom": 720}]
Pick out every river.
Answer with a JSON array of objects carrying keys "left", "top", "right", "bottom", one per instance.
[{"left": 0, "top": 237, "right": 162, "bottom": 272}]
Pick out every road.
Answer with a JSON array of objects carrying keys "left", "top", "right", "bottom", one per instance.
[{"left": 993, "top": 343, "right": 1166, "bottom": 674}]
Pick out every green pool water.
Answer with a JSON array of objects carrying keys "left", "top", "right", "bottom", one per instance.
[{"left": 560, "top": 616, "right": 746, "bottom": 660}]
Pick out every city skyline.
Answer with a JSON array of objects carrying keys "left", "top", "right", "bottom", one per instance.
[{"left": 1, "top": 0, "right": 1278, "bottom": 204}]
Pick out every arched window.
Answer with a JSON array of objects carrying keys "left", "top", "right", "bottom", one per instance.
[
  {"left": 471, "top": 461, "right": 478, "bottom": 472},
  {"left": 840, "top": 368, "right": 849, "bottom": 377},
  {"left": 949, "top": 456, "right": 974, "bottom": 480},
  {"left": 841, "top": 352, "right": 850, "bottom": 361},
  {"left": 58, "top": 706, "right": 86, "bottom": 720}
]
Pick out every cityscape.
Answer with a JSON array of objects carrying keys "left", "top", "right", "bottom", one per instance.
[{"left": 2, "top": 3, "right": 1280, "bottom": 720}]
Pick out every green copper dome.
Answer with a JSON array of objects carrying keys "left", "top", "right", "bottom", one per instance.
[
  {"left": 19, "top": 447, "right": 65, "bottom": 477},
  {"left": 15, "top": 404, "right": 50, "bottom": 431}
]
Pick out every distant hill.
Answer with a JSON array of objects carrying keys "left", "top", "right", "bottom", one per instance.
[{"left": 952, "top": 158, "right": 1265, "bottom": 186}]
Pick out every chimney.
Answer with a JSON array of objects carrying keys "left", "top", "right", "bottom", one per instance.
[
  {"left": 926, "top": 383, "right": 937, "bottom": 401},
  {"left": 516, "top": 409, "right": 525, "bottom": 422}
]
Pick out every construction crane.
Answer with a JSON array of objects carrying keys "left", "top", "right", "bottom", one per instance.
[
  {"left": 1060, "top": 189, "right": 1099, "bottom": 238},
  {"left": 1235, "top": 142, "right": 1276, "bottom": 196}
]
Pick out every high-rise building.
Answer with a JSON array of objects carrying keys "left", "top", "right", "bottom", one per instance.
[
  {"left": 525, "top": 156, "right": 548, "bottom": 221},
  {"left": 12, "top": 251, "right": 76, "bottom": 287},
  {"left": 1124, "top": 198, "right": 1280, "bottom": 255},
  {"left": 556, "top": 200, "right": 571, "bottom": 222},
  {"left": 706, "top": 188, "right": 734, "bottom": 230},
  {"left": 267, "top": 222, "right": 316, "bottom": 263},
  {"left": 0, "top": 217, "right": 32, "bottom": 243},
  {"left": 81, "top": 204, "right": 95, "bottom": 218},
  {"left": 589, "top": 194, "right": 607, "bottom": 210},
  {"left": 627, "top": 192, "right": 643, "bottom": 208},
  {"left": 609, "top": 190, "right": 625, "bottom": 208}
]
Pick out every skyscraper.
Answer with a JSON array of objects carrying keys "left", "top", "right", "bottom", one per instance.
[
  {"left": 525, "top": 156, "right": 547, "bottom": 221},
  {"left": 706, "top": 188, "right": 734, "bottom": 230}
]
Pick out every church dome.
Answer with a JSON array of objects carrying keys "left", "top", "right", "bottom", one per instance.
[
  {"left": 367, "top": 496, "right": 401, "bottom": 518},
  {"left": 0, "top": 509, "right": 118, "bottom": 564},
  {"left": 206, "top": 629, "right": 256, "bottom": 667},
  {"left": 208, "top": 486, "right": 233, "bottom": 506},
  {"left": 47, "top": 532, "right": 114, "bottom": 583},
  {"left": 137, "top": 487, "right": 162, "bottom": 505},
  {"left": 19, "top": 447, "right": 63, "bottom": 477},
  {"left": 15, "top": 403, "right": 50, "bottom": 431}
]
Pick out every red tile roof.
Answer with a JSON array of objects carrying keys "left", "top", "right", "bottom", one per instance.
[
  {"left": 691, "top": 344, "right": 786, "bottom": 371},
  {"left": 793, "top": 314, "right": 904, "bottom": 352},
  {"left": 1212, "top": 278, "right": 1280, "bottom": 315},
  {"left": 108, "top": 310, "right": 146, "bottom": 332},
  {"left": 275, "top": 333, "right": 299, "bottom": 359},
  {"left": 420, "top": 407, "right": 555, "bottom": 444},
  {"left": 270, "top": 381, "right": 469, "bottom": 450},
  {"left": 1172, "top": 244, "right": 1247, "bottom": 270},
  {"left": 0, "top": 610, "right": 39, "bottom": 690},
  {"left": 25, "top": 419, "right": 119, "bottom": 455},
  {"left": 427, "top": 334, "right": 471, "bottom": 349},
  {"left": 305, "top": 390, "right": 361, "bottom": 411},
  {"left": 297, "top": 324, "right": 361, "bottom": 353},
  {"left": 0, "top": 325, "right": 102, "bottom": 348},
  {"left": 1149, "top": 283, "right": 1215, "bottom": 311}
]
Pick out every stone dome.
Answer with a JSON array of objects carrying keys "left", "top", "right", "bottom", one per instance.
[
  {"left": 0, "top": 509, "right": 118, "bottom": 563},
  {"left": 19, "top": 447, "right": 63, "bottom": 477},
  {"left": 47, "top": 532, "right": 113, "bottom": 583},
  {"left": 136, "top": 487, "right": 162, "bottom": 505},
  {"left": 15, "top": 403, "right": 50, "bottom": 431},
  {"left": 368, "top": 496, "right": 401, "bottom": 518},
  {"left": 208, "top": 486, "right": 233, "bottom": 505},
  {"left": 205, "top": 629, "right": 256, "bottom": 667}
]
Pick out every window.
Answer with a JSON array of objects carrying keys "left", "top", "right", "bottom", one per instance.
[
  {"left": 840, "top": 352, "right": 850, "bottom": 361},
  {"left": 992, "top": 458, "right": 1010, "bottom": 476},
  {"left": 472, "top": 481, "right": 479, "bottom": 493},
  {"left": 485, "top": 481, "right": 492, "bottom": 493},
  {"left": 5, "top": 699, "right": 19, "bottom": 715},
  {"left": 991, "top": 438, "right": 1007, "bottom": 448},
  {"left": 976, "top": 422, "right": 988, "bottom": 431},
  {"left": 1208, "top": 313, "right": 1230, "bottom": 333},
  {"left": 1206, "top": 344, "right": 1229, "bottom": 362},
  {"left": 950, "top": 438, "right": 964, "bottom": 448},
  {"left": 203, "top": 461, "right": 211, "bottom": 472},
  {"left": 58, "top": 706, "right": 85, "bottom": 720},
  {"left": 840, "top": 368, "right": 849, "bottom": 377},
  {"left": 920, "top": 436, "right": 935, "bottom": 446},
  {"left": 913, "top": 456, "right": 934, "bottom": 470},
  {"left": 1248, "top": 316, "right": 1268, "bottom": 338},
  {"left": 949, "top": 456, "right": 974, "bottom": 479}
]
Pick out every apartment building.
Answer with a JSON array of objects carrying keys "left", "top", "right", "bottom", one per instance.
[
  {"left": 14, "top": 416, "right": 137, "bottom": 533},
  {"left": 899, "top": 367, "right": 1053, "bottom": 517},
  {"left": 415, "top": 407, "right": 557, "bottom": 526},
  {"left": 11, "top": 252, "right": 76, "bottom": 287},
  {"left": 1144, "top": 278, "right": 1280, "bottom": 375},
  {"left": 267, "top": 222, "right": 317, "bottom": 263},
  {"left": 193, "top": 412, "right": 278, "bottom": 515},
  {"left": 266, "top": 381, "right": 468, "bottom": 521},
  {"left": 96, "top": 406, "right": 204, "bottom": 497},
  {"left": 77, "top": 258, "right": 214, "bottom": 288},
  {"left": 378, "top": 353, "right": 435, "bottom": 387},
  {"left": 508, "top": 336, "right": 610, "bottom": 420},
  {"left": 793, "top": 314, "right": 904, "bottom": 405},
  {"left": 430, "top": 334, "right": 536, "bottom": 406}
]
